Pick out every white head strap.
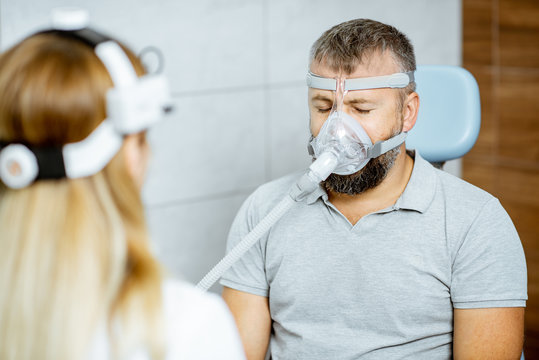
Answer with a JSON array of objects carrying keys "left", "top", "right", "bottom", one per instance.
[{"left": 306, "top": 71, "right": 414, "bottom": 91}]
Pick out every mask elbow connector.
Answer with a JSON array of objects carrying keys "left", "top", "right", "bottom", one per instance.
[
  {"left": 309, "top": 151, "right": 339, "bottom": 182},
  {"left": 289, "top": 151, "right": 338, "bottom": 202}
]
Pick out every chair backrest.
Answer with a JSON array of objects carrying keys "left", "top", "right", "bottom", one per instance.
[
  {"left": 405, "top": 65, "right": 481, "bottom": 163},
  {"left": 406, "top": 66, "right": 524, "bottom": 359}
]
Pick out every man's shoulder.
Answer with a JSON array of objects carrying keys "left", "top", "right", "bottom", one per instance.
[
  {"left": 426, "top": 164, "right": 507, "bottom": 227},
  {"left": 432, "top": 165, "right": 494, "bottom": 206},
  {"left": 408, "top": 153, "right": 497, "bottom": 217}
]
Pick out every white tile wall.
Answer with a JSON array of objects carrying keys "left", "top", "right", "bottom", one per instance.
[
  {"left": 266, "top": 0, "right": 461, "bottom": 85},
  {"left": 1, "top": 0, "right": 461, "bottom": 293},
  {"left": 142, "top": 89, "right": 266, "bottom": 207},
  {"left": 267, "top": 85, "right": 312, "bottom": 179},
  {"left": 0, "top": 0, "right": 265, "bottom": 93}
]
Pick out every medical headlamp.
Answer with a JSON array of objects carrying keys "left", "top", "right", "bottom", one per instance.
[{"left": 0, "top": 9, "right": 173, "bottom": 189}]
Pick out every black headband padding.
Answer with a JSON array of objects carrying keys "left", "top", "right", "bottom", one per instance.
[
  {"left": 37, "top": 28, "right": 112, "bottom": 48},
  {"left": 31, "top": 146, "right": 67, "bottom": 179}
]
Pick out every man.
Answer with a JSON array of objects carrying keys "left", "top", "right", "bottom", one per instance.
[{"left": 221, "top": 19, "right": 527, "bottom": 359}]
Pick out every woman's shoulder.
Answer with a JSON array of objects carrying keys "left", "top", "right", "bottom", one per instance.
[
  {"left": 162, "top": 279, "right": 246, "bottom": 360},
  {"left": 88, "top": 279, "right": 245, "bottom": 360},
  {"left": 162, "top": 279, "right": 233, "bottom": 331},
  {"left": 162, "top": 278, "right": 221, "bottom": 310}
]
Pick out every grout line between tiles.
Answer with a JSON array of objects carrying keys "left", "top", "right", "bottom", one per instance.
[
  {"left": 145, "top": 187, "right": 257, "bottom": 210},
  {"left": 171, "top": 81, "right": 305, "bottom": 98}
]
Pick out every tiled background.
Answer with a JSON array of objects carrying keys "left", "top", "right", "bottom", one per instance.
[{"left": 1, "top": 0, "right": 461, "bottom": 292}]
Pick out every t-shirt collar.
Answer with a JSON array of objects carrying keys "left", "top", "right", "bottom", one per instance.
[
  {"left": 303, "top": 151, "right": 437, "bottom": 213},
  {"left": 393, "top": 151, "right": 437, "bottom": 213}
]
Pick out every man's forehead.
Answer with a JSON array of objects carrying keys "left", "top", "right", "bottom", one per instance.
[
  {"left": 310, "top": 51, "right": 400, "bottom": 79},
  {"left": 308, "top": 88, "right": 382, "bottom": 104}
]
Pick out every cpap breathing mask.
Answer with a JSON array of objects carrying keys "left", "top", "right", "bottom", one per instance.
[
  {"left": 307, "top": 70, "right": 413, "bottom": 175},
  {"left": 197, "top": 69, "right": 416, "bottom": 291},
  {"left": 0, "top": 8, "right": 173, "bottom": 189}
]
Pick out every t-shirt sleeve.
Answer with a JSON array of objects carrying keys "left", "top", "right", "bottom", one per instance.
[
  {"left": 220, "top": 191, "right": 270, "bottom": 297},
  {"left": 451, "top": 197, "right": 527, "bottom": 309}
]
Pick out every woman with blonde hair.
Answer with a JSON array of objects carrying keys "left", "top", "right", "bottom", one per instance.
[{"left": 0, "top": 10, "right": 245, "bottom": 360}]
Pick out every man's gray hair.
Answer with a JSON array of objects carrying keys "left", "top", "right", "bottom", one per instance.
[{"left": 310, "top": 19, "right": 417, "bottom": 97}]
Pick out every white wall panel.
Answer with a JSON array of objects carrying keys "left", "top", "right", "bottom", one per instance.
[
  {"left": 267, "top": 86, "right": 312, "bottom": 179},
  {"left": 1, "top": 0, "right": 264, "bottom": 93},
  {"left": 266, "top": 0, "right": 461, "bottom": 84},
  {"left": 143, "top": 89, "right": 266, "bottom": 207}
]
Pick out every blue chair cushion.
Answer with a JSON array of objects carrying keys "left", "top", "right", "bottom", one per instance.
[{"left": 406, "top": 65, "right": 481, "bottom": 163}]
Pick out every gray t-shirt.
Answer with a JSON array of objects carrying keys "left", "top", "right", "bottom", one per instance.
[{"left": 221, "top": 152, "right": 527, "bottom": 359}]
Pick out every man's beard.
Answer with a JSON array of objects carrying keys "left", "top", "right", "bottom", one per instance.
[{"left": 322, "top": 135, "right": 402, "bottom": 196}]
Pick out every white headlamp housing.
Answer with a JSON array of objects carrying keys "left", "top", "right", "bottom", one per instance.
[
  {"left": 0, "top": 144, "right": 39, "bottom": 189},
  {"left": 94, "top": 39, "right": 173, "bottom": 135},
  {"left": 107, "top": 74, "right": 171, "bottom": 134}
]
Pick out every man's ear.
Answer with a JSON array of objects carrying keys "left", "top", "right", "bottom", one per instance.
[{"left": 402, "top": 91, "right": 419, "bottom": 132}]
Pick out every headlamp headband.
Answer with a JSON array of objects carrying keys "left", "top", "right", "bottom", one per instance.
[
  {"left": 39, "top": 28, "right": 139, "bottom": 89},
  {"left": 0, "top": 9, "right": 172, "bottom": 189},
  {"left": 306, "top": 71, "right": 414, "bottom": 91}
]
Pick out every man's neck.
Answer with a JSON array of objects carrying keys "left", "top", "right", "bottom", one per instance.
[{"left": 327, "top": 146, "right": 415, "bottom": 225}]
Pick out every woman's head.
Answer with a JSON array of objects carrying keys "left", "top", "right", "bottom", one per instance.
[
  {"left": 0, "top": 30, "right": 163, "bottom": 360},
  {"left": 0, "top": 31, "right": 150, "bottom": 188}
]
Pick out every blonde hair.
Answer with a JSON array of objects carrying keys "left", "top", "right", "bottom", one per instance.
[{"left": 0, "top": 32, "right": 164, "bottom": 359}]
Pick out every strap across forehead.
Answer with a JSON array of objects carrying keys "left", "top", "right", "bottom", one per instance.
[{"left": 306, "top": 71, "right": 414, "bottom": 91}]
